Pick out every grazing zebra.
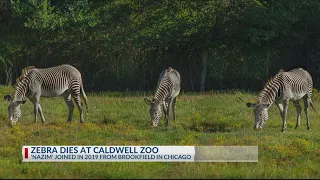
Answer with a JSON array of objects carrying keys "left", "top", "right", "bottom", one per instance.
[
  {"left": 246, "top": 68, "right": 315, "bottom": 132},
  {"left": 144, "top": 67, "right": 181, "bottom": 127},
  {"left": 4, "top": 64, "right": 88, "bottom": 126}
]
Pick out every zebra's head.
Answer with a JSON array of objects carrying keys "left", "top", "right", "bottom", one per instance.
[
  {"left": 247, "top": 103, "right": 269, "bottom": 130},
  {"left": 144, "top": 97, "right": 162, "bottom": 127},
  {"left": 4, "top": 94, "right": 23, "bottom": 126}
]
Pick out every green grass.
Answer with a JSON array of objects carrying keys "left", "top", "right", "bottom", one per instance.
[{"left": 1, "top": 86, "right": 320, "bottom": 178}]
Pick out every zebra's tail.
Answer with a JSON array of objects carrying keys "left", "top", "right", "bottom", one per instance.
[{"left": 81, "top": 84, "right": 89, "bottom": 112}]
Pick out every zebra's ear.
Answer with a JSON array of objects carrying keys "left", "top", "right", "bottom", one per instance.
[
  {"left": 4, "top": 94, "right": 12, "bottom": 102},
  {"left": 246, "top": 103, "right": 257, "bottom": 108},
  {"left": 144, "top": 97, "right": 152, "bottom": 105}
]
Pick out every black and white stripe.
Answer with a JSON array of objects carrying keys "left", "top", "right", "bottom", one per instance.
[
  {"left": 154, "top": 75, "right": 174, "bottom": 100},
  {"left": 144, "top": 67, "right": 181, "bottom": 127},
  {"left": 247, "top": 68, "right": 315, "bottom": 132},
  {"left": 7, "top": 64, "right": 88, "bottom": 125}
]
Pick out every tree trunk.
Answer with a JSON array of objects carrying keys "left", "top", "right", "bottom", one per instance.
[
  {"left": 5, "top": 67, "right": 13, "bottom": 85},
  {"left": 266, "top": 43, "right": 270, "bottom": 81},
  {"left": 189, "top": 63, "right": 194, "bottom": 91},
  {"left": 200, "top": 49, "right": 208, "bottom": 92}
]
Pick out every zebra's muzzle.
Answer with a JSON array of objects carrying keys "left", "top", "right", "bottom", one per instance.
[
  {"left": 254, "top": 124, "right": 262, "bottom": 130},
  {"left": 152, "top": 122, "right": 158, "bottom": 127},
  {"left": 8, "top": 119, "right": 14, "bottom": 127}
]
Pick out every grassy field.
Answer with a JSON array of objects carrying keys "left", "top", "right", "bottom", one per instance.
[{"left": 0, "top": 85, "right": 320, "bottom": 178}]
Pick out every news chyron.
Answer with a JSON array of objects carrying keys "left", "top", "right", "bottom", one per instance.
[{"left": 22, "top": 146, "right": 258, "bottom": 162}]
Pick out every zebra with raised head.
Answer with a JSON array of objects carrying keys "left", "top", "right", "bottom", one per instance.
[
  {"left": 4, "top": 64, "right": 88, "bottom": 126},
  {"left": 246, "top": 68, "right": 315, "bottom": 132},
  {"left": 144, "top": 67, "right": 181, "bottom": 127}
]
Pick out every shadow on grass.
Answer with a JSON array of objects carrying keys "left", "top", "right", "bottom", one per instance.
[
  {"left": 102, "top": 117, "right": 117, "bottom": 125},
  {"left": 189, "top": 121, "right": 232, "bottom": 133}
]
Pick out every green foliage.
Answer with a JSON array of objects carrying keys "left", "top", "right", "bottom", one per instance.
[{"left": 1, "top": 0, "right": 320, "bottom": 91}]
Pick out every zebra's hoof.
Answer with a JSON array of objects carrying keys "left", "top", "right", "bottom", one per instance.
[
  {"left": 281, "top": 129, "right": 286, "bottom": 132},
  {"left": 295, "top": 126, "right": 299, "bottom": 129},
  {"left": 307, "top": 127, "right": 311, "bottom": 131}
]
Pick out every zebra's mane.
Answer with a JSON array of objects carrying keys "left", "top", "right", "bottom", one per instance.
[
  {"left": 263, "top": 69, "right": 284, "bottom": 88},
  {"left": 16, "top": 66, "right": 36, "bottom": 83},
  {"left": 259, "top": 69, "right": 284, "bottom": 103},
  {"left": 288, "top": 67, "right": 302, "bottom": 72}
]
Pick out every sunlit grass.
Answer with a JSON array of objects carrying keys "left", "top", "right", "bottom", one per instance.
[{"left": 0, "top": 86, "right": 320, "bottom": 178}]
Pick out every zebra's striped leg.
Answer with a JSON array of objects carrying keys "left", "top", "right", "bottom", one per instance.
[
  {"left": 293, "top": 100, "right": 301, "bottom": 129},
  {"left": 63, "top": 93, "right": 74, "bottom": 122},
  {"left": 70, "top": 84, "right": 84, "bottom": 123},
  {"left": 276, "top": 103, "right": 284, "bottom": 120},
  {"left": 33, "top": 103, "right": 38, "bottom": 123},
  {"left": 281, "top": 101, "right": 289, "bottom": 132},
  {"left": 33, "top": 102, "right": 46, "bottom": 124},
  {"left": 37, "top": 104, "right": 46, "bottom": 124},
  {"left": 162, "top": 101, "right": 168, "bottom": 120},
  {"left": 30, "top": 97, "right": 40, "bottom": 123},
  {"left": 72, "top": 95, "right": 84, "bottom": 123},
  {"left": 77, "top": 102, "right": 84, "bottom": 123},
  {"left": 165, "top": 98, "right": 172, "bottom": 126},
  {"left": 172, "top": 97, "right": 177, "bottom": 121},
  {"left": 303, "top": 97, "right": 311, "bottom": 130}
]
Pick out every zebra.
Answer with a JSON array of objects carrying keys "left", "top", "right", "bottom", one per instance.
[
  {"left": 144, "top": 67, "right": 181, "bottom": 127},
  {"left": 4, "top": 64, "right": 88, "bottom": 126},
  {"left": 246, "top": 68, "right": 315, "bottom": 132}
]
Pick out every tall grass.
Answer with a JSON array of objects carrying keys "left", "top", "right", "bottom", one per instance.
[{"left": 0, "top": 86, "right": 320, "bottom": 178}]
